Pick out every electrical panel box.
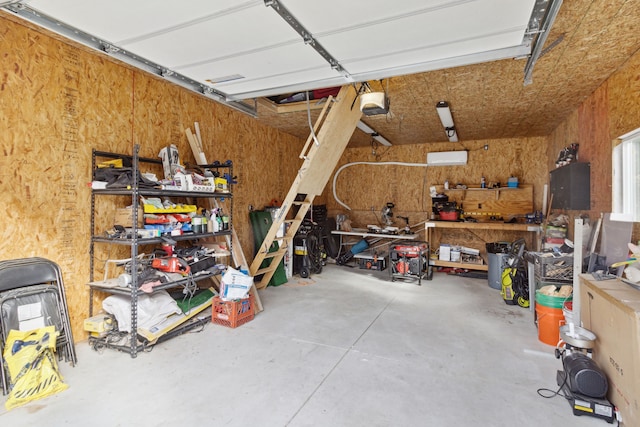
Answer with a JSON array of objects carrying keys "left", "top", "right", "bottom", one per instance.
[{"left": 550, "top": 162, "right": 590, "bottom": 210}]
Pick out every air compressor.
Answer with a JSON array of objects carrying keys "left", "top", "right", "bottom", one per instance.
[{"left": 554, "top": 324, "right": 615, "bottom": 423}]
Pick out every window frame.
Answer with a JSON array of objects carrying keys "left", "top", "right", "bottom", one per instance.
[{"left": 612, "top": 127, "right": 640, "bottom": 222}]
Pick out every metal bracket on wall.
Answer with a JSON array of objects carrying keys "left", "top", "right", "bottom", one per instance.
[{"left": 0, "top": 2, "right": 258, "bottom": 117}]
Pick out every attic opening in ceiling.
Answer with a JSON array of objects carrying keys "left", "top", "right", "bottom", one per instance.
[
  {"left": 266, "top": 87, "right": 341, "bottom": 105},
  {"left": 264, "top": 80, "right": 392, "bottom": 116}
]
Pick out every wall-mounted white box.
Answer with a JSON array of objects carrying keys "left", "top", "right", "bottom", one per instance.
[{"left": 427, "top": 150, "right": 468, "bottom": 166}]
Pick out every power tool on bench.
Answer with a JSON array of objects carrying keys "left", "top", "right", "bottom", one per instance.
[
  {"left": 397, "top": 216, "right": 411, "bottom": 234},
  {"left": 151, "top": 257, "right": 191, "bottom": 275}
]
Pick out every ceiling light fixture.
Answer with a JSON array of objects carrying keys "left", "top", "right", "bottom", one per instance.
[
  {"left": 356, "top": 121, "right": 392, "bottom": 146},
  {"left": 436, "top": 101, "right": 458, "bottom": 142}
]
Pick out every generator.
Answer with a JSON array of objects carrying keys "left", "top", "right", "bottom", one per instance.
[{"left": 389, "top": 242, "right": 432, "bottom": 284}]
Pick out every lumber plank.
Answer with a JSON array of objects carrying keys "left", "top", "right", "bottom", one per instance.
[{"left": 185, "top": 125, "right": 263, "bottom": 312}]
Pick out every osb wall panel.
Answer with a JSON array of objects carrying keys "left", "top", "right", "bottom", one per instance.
[
  {"left": 547, "top": 46, "right": 640, "bottom": 241},
  {"left": 0, "top": 14, "right": 304, "bottom": 342},
  {"left": 578, "top": 82, "right": 611, "bottom": 214},
  {"left": 435, "top": 185, "right": 534, "bottom": 217},
  {"left": 547, "top": 109, "right": 579, "bottom": 169},
  {"left": 0, "top": 17, "right": 134, "bottom": 339},
  {"left": 608, "top": 48, "right": 640, "bottom": 138},
  {"left": 607, "top": 45, "right": 640, "bottom": 241},
  {"left": 325, "top": 137, "right": 548, "bottom": 239}
]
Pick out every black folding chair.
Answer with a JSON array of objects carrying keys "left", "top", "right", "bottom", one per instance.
[{"left": 0, "top": 258, "right": 76, "bottom": 395}]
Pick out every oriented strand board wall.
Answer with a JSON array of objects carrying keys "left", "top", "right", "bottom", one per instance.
[
  {"left": 326, "top": 137, "right": 548, "bottom": 235},
  {"left": 437, "top": 185, "right": 534, "bottom": 217},
  {"left": 0, "top": 13, "right": 303, "bottom": 341},
  {"left": 608, "top": 46, "right": 640, "bottom": 241},
  {"left": 548, "top": 46, "right": 640, "bottom": 241}
]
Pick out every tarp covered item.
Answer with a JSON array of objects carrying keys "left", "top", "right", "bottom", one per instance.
[{"left": 102, "top": 290, "right": 182, "bottom": 333}]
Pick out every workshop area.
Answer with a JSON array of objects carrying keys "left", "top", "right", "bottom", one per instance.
[{"left": 1, "top": 1, "right": 640, "bottom": 426}]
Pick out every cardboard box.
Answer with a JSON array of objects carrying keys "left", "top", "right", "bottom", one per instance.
[
  {"left": 580, "top": 275, "right": 640, "bottom": 426},
  {"left": 114, "top": 206, "right": 143, "bottom": 227},
  {"left": 545, "top": 225, "right": 567, "bottom": 238},
  {"left": 214, "top": 177, "right": 229, "bottom": 192}
]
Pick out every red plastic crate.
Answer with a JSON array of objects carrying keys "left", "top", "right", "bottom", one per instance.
[{"left": 211, "top": 294, "right": 255, "bottom": 328}]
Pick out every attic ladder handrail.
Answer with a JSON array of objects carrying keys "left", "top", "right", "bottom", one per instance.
[{"left": 299, "top": 95, "right": 333, "bottom": 159}]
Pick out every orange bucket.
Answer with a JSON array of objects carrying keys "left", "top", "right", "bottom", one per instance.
[{"left": 535, "top": 303, "right": 565, "bottom": 346}]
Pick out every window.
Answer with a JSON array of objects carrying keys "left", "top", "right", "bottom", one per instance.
[{"left": 612, "top": 128, "right": 640, "bottom": 221}]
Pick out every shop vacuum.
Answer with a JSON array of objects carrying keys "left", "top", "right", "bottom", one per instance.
[{"left": 554, "top": 325, "right": 616, "bottom": 423}]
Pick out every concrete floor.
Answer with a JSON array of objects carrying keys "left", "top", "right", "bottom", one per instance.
[{"left": 0, "top": 264, "right": 606, "bottom": 426}]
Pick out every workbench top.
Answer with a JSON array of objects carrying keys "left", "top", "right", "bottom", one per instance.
[{"left": 425, "top": 220, "right": 541, "bottom": 232}]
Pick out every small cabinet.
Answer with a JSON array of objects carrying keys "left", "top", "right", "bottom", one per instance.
[{"left": 550, "top": 162, "right": 590, "bottom": 210}]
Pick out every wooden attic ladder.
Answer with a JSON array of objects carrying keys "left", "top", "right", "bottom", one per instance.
[{"left": 250, "top": 85, "right": 362, "bottom": 289}]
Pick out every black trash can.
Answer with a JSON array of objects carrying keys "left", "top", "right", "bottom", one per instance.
[{"left": 486, "top": 242, "right": 511, "bottom": 290}]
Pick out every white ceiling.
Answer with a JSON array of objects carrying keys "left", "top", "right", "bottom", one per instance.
[{"left": 16, "top": 0, "right": 539, "bottom": 101}]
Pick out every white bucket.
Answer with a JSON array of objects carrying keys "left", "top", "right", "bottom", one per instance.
[{"left": 562, "top": 300, "right": 574, "bottom": 325}]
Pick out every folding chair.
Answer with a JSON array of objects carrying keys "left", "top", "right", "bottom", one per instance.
[{"left": 0, "top": 258, "right": 77, "bottom": 395}]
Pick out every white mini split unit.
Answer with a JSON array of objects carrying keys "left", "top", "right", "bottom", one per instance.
[
  {"left": 360, "top": 92, "right": 389, "bottom": 116},
  {"left": 426, "top": 151, "right": 468, "bottom": 166}
]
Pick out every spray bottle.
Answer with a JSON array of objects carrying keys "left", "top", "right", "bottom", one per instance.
[
  {"left": 211, "top": 208, "right": 220, "bottom": 232},
  {"left": 216, "top": 208, "right": 223, "bottom": 232},
  {"left": 201, "top": 209, "right": 208, "bottom": 232}
]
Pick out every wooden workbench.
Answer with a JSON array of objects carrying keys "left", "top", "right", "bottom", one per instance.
[{"left": 425, "top": 221, "right": 542, "bottom": 271}]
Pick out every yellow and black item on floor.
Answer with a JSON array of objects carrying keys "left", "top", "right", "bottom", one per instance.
[{"left": 500, "top": 239, "right": 530, "bottom": 308}]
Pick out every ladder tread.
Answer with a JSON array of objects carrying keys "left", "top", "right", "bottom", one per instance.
[
  {"left": 255, "top": 265, "right": 279, "bottom": 276},
  {"left": 263, "top": 248, "right": 288, "bottom": 259},
  {"left": 254, "top": 280, "right": 269, "bottom": 290}
]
